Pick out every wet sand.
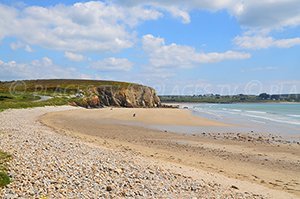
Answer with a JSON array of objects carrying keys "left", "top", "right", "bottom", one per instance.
[{"left": 41, "top": 107, "right": 300, "bottom": 198}]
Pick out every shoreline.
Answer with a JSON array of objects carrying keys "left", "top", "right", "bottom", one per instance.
[
  {"left": 41, "top": 107, "right": 300, "bottom": 198},
  {"left": 0, "top": 106, "right": 277, "bottom": 198}
]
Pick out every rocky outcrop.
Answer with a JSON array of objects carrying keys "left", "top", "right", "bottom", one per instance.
[{"left": 75, "top": 84, "right": 161, "bottom": 108}]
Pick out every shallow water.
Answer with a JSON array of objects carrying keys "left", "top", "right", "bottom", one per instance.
[{"left": 154, "top": 103, "right": 300, "bottom": 139}]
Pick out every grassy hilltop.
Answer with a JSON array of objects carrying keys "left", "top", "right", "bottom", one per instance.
[
  {"left": 0, "top": 79, "right": 136, "bottom": 93},
  {"left": 0, "top": 79, "right": 140, "bottom": 111}
]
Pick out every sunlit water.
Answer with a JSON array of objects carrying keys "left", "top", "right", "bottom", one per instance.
[
  {"left": 145, "top": 103, "right": 300, "bottom": 139},
  {"left": 191, "top": 103, "right": 300, "bottom": 126}
]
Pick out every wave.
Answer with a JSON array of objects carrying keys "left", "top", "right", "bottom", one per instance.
[
  {"left": 288, "top": 114, "right": 300, "bottom": 118},
  {"left": 242, "top": 113, "right": 300, "bottom": 126},
  {"left": 192, "top": 104, "right": 300, "bottom": 126},
  {"left": 245, "top": 110, "right": 267, "bottom": 114}
]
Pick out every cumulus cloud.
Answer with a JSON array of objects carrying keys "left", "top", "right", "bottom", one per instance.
[
  {"left": 114, "top": 1, "right": 300, "bottom": 51},
  {"left": 64, "top": 51, "right": 85, "bottom": 62},
  {"left": 0, "top": 2, "right": 162, "bottom": 52},
  {"left": 160, "top": 6, "right": 190, "bottom": 24},
  {"left": 114, "top": 0, "right": 234, "bottom": 11},
  {"left": 1, "top": 1, "right": 299, "bottom": 54},
  {"left": 234, "top": 35, "right": 300, "bottom": 49},
  {"left": 0, "top": 57, "right": 89, "bottom": 80},
  {"left": 10, "top": 41, "right": 33, "bottom": 52},
  {"left": 114, "top": 0, "right": 300, "bottom": 30},
  {"left": 91, "top": 57, "right": 133, "bottom": 71},
  {"left": 231, "top": 0, "right": 300, "bottom": 30},
  {"left": 142, "top": 34, "right": 250, "bottom": 68},
  {"left": 114, "top": 0, "right": 233, "bottom": 24}
]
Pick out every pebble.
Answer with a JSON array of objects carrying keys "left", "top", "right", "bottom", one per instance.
[{"left": 106, "top": 186, "right": 112, "bottom": 192}]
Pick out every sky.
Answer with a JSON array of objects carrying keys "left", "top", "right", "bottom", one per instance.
[{"left": 0, "top": 0, "right": 299, "bottom": 95}]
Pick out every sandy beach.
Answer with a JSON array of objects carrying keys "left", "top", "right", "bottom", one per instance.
[
  {"left": 41, "top": 107, "right": 300, "bottom": 198},
  {"left": 0, "top": 106, "right": 299, "bottom": 198}
]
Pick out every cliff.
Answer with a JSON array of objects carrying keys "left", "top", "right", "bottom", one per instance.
[{"left": 74, "top": 84, "right": 161, "bottom": 108}]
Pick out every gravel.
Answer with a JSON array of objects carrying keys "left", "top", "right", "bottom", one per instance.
[{"left": 0, "top": 106, "right": 264, "bottom": 198}]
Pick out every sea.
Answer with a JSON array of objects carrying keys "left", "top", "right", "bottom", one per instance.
[{"left": 153, "top": 103, "right": 300, "bottom": 137}]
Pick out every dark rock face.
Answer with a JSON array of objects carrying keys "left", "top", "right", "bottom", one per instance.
[{"left": 76, "top": 85, "right": 161, "bottom": 108}]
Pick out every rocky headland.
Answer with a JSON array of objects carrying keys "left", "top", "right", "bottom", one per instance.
[
  {"left": 74, "top": 84, "right": 161, "bottom": 108},
  {"left": 0, "top": 79, "right": 162, "bottom": 109}
]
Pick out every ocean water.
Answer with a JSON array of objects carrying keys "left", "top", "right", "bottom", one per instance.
[
  {"left": 174, "top": 103, "right": 300, "bottom": 136},
  {"left": 191, "top": 103, "right": 300, "bottom": 126}
]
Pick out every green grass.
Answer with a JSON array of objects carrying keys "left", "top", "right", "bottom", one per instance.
[
  {"left": 0, "top": 94, "right": 73, "bottom": 111},
  {"left": 0, "top": 150, "right": 11, "bottom": 187},
  {"left": 0, "top": 92, "right": 40, "bottom": 102}
]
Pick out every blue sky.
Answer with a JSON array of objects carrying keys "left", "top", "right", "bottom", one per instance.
[{"left": 0, "top": 0, "right": 299, "bottom": 95}]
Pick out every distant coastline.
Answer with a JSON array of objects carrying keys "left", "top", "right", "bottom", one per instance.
[
  {"left": 164, "top": 101, "right": 300, "bottom": 105},
  {"left": 159, "top": 93, "right": 300, "bottom": 104}
]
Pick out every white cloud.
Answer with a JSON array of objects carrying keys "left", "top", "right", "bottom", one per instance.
[
  {"left": 163, "top": 6, "right": 190, "bottom": 24},
  {"left": 115, "top": 0, "right": 234, "bottom": 11},
  {"left": 91, "top": 57, "right": 133, "bottom": 71},
  {"left": 115, "top": 0, "right": 300, "bottom": 30},
  {"left": 0, "top": 2, "right": 162, "bottom": 52},
  {"left": 24, "top": 45, "right": 33, "bottom": 52},
  {"left": 1, "top": 1, "right": 299, "bottom": 55},
  {"left": 230, "top": 0, "right": 300, "bottom": 30},
  {"left": 142, "top": 34, "right": 250, "bottom": 68},
  {"left": 0, "top": 57, "right": 88, "bottom": 80},
  {"left": 114, "top": 0, "right": 233, "bottom": 24},
  {"left": 10, "top": 41, "right": 33, "bottom": 52},
  {"left": 64, "top": 51, "right": 85, "bottom": 62},
  {"left": 116, "top": 1, "right": 300, "bottom": 53},
  {"left": 234, "top": 35, "right": 300, "bottom": 49}
]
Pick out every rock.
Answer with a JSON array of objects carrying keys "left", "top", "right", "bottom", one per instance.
[
  {"left": 90, "top": 95, "right": 100, "bottom": 107},
  {"left": 231, "top": 185, "right": 239, "bottom": 190}
]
